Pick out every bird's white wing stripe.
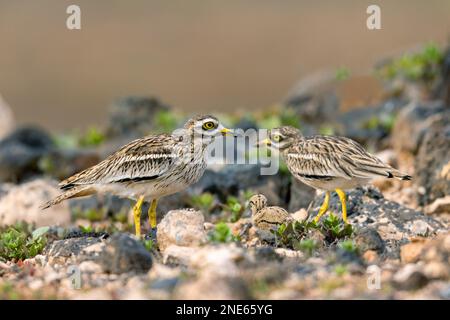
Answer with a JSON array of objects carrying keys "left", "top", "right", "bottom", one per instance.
[{"left": 123, "top": 154, "right": 178, "bottom": 162}]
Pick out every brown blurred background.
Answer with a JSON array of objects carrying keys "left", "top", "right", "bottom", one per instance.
[{"left": 0, "top": 0, "right": 449, "bottom": 131}]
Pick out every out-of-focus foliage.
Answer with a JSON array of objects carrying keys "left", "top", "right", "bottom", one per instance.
[
  {"left": 377, "top": 43, "right": 444, "bottom": 87},
  {"left": 0, "top": 223, "right": 48, "bottom": 261}
]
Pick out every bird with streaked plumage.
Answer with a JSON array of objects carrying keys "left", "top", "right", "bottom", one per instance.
[
  {"left": 41, "top": 115, "right": 234, "bottom": 238},
  {"left": 258, "top": 126, "right": 412, "bottom": 224}
]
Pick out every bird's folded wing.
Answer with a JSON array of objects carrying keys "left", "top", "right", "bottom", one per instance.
[
  {"left": 286, "top": 150, "right": 354, "bottom": 180},
  {"left": 286, "top": 136, "right": 395, "bottom": 180},
  {"left": 59, "top": 135, "right": 178, "bottom": 189}
]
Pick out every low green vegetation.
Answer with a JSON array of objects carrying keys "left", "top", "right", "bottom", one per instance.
[
  {"left": 272, "top": 213, "right": 354, "bottom": 251},
  {"left": 362, "top": 113, "right": 397, "bottom": 133},
  {"left": 208, "top": 222, "right": 239, "bottom": 243},
  {"left": 0, "top": 223, "right": 49, "bottom": 261},
  {"left": 79, "top": 127, "right": 105, "bottom": 147},
  {"left": 296, "top": 238, "right": 317, "bottom": 256},
  {"left": 53, "top": 126, "right": 106, "bottom": 149},
  {"left": 190, "top": 192, "right": 216, "bottom": 213},
  {"left": 335, "top": 67, "right": 351, "bottom": 81},
  {"left": 333, "top": 264, "right": 348, "bottom": 276},
  {"left": 321, "top": 213, "right": 353, "bottom": 240},
  {"left": 337, "top": 239, "right": 359, "bottom": 254},
  {"left": 153, "top": 110, "right": 180, "bottom": 133},
  {"left": 73, "top": 207, "right": 106, "bottom": 222},
  {"left": 377, "top": 42, "right": 444, "bottom": 89}
]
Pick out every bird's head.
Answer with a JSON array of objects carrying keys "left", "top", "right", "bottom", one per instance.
[
  {"left": 258, "top": 126, "right": 301, "bottom": 151},
  {"left": 248, "top": 194, "right": 268, "bottom": 215},
  {"left": 183, "top": 115, "right": 234, "bottom": 145}
]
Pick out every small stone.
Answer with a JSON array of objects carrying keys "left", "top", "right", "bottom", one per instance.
[
  {"left": 162, "top": 245, "right": 196, "bottom": 267},
  {"left": 423, "top": 262, "right": 449, "bottom": 280},
  {"left": 393, "top": 264, "right": 428, "bottom": 290},
  {"left": 291, "top": 208, "right": 308, "bottom": 222},
  {"left": 190, "top": 244, "right": 247, "bottom": 277},
  {"left": 157, "top": 209, "right": 207, "bottom": 251},
  {"left": 362, "top": 250, "right": 379, "bottom": 263},
  {"left": 78, "top": 261, "right": 103, "bottom": 274},
  {"left": 354, "top": 228, "right": 385, "bottom": 253},
  {"left": 98, "top": 233, "right": 152, "bottom": 274},
  {"left": 174, "top": 273, "right": 251, "bottom": 300},
  {"left": 400, "top": 241, "right": 425, "bottom": 263},
  {"left": 0, "top": 127, "right": 54, "bottom": 182},
  {"left": 410, "top": 220, "right": 432, "bottom": 236},
  {"left": 0, "top": 179, "right": 71, "bottom": 227},
  {"left": 424, "top": 196, "right": 450, "bottom": 215},
  {"left": 0, "top": 94, "right": 14, "bottom": 140},
  {"left": 47, "top": 237, "right": 102, "bottom": 260}
]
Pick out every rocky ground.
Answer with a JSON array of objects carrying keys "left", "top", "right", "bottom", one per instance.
[{"left": 0, "top": 45, "right": 449, "bottom": 300}]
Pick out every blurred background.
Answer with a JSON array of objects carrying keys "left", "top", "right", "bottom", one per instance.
[{"left": 0, "top": 0, "right": 449, "bottom": 130}]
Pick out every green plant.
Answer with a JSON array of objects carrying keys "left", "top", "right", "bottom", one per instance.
[
  {"left": 338, "top": 240, "right": 359, "bottom": 254},
  {"left": 0, "top": 226, "right": 48, "bottom": 261},
  {"left": 73, "top": 207, "right": 106, "bottom": 222},
  {"left": 377, "top": 43, "right": 444, "bottom": 88},
  {"left": 190, "top": 192, "right": 215, "bottom": 213},
  {"left": 272, "top": 220, "right": 318, "bottom": 248},
  {"left": 334, "top": 264, "right": 348, "bottom": 276},
  {"left": 225, "top": 196, "right": 244, "bottom": 223},
  {"left": 154, "top": 110, "right": 179, "bottom": 132},
  {"left": 208, "top": 222, "right": 239, "bottom": 243},
  {"left": 79, "top": 127, "right": 105, "bottom": 147},
  {"left": 295, "top": 238, "right": 317, "bottom": 255},
  {"left": 142, "top": 238, "right": 154, "bottom": 251},
  {"left": 320, "top": 213, "right": 353, "bottom": 240},
  {"left": 319, "top": 125, "right": 335, "bottom": 136},
  {"left": 335, "top": 67, "right": 350, "bottom": 81}
]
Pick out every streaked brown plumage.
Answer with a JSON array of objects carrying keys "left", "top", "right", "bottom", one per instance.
[
  {"left": 262, "top": 126, "right": 412, "bottom": 223},
  {"left": 41, "top": 115, "right": 233, "bottom": 237},
  {"left": 249, "top": 194, "right": 292, "bottom": 231}
]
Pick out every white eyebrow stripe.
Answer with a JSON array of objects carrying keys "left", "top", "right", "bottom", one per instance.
[
  {"left": 288, "top": 153, "right": 315, "bottom": 160},
  {"left": 124, "top": 154, "right": 178, "bottom": 162}
]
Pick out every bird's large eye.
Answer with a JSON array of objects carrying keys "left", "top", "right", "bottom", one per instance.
[
  {"left": 272, "top": 134, "right": 281, "bottom": 142},
  {"left": 202, "top": 121, "right": 215, "bottom": 130}
]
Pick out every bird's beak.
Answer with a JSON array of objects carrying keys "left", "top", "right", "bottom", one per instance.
[
  {"left": 220, "top": 127, "right": 236, "bottom": 137},
  {"left": 255, "top": 138, "right": 271, "bottom": 147}
]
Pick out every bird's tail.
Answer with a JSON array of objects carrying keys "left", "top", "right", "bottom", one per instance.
[
  {"left": 40, "top": 186, "right": 95, "bottom": 210},
  {"left": 388, "top": 169, "right": 412, "bottom": 181}
]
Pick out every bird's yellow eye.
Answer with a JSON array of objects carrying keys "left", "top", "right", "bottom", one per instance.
[
  {"left": 202, "top": 121, "right": 215, "bottom": 130},
  {"left": 272, "top": 134, "right": 281, "bottom": 142}
]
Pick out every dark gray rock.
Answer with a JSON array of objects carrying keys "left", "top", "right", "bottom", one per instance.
[
  {"left": 46, "top": 237, "right": 102, "bottom": 258},
  {"left": 354, "top": 227, "right": 385, "bottom": 253},
  {"left": 393, "top": 264, "right": 429, "bottom": 291},
  {"left": 106, "top": 96, "right": 171, "bottom": 139},
  {"left": 337, "top": 98, "right": 408, "bottom": 147},
  {"left": 435, "top": 46, "right": 450, "bottom": 105},
  {"left": 310, "top": 186, "right": 445, "bottom": 257},
  {"left": 0, "top": 127, "right": 54, "bottom": 182},
  {"left": 98, "top": 233, "right": 152, "bottom": 274},
  {"left": 415, "top": 112, "right": 450, "bottom": 206},
  {"left": 391, "top": 101, "right": 446, "bottom": 154}
]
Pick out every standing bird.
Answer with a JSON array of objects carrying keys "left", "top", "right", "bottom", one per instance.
[
  {"left": 41, "top": 115, "right": 234, "bottom": 238},
  {"left": 249, "top": 194, "right": 292, "bottom": 231},
  {"left": 259, "top": 126, "right": 412, "bottom": 224}
]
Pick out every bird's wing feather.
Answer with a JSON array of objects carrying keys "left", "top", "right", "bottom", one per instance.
[
  {"left": 286, "top": 136, "right": 396, "bottom": 180},
  {"left": 59, "top": 134, "right": 179, "bottom": 188}
]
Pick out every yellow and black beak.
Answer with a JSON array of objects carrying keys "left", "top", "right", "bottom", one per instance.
[
  {"left": 220, "top": 127, "right": 236, "bottom": 137},
  {"left": 256, "top": 138, "right": 271, "bottom": 147}
]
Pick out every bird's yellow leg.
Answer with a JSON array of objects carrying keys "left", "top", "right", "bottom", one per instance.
[
  {"left": 314, "top": 191, "right": 330, "bottom": 223},
  {"left": 148, "top": 199, "right": 158, "bottom": 229},
  {"left": 133, "top": 196, "right": 145, "bottom": 237},
  {"left": 335, "top": 188, "right": 348, "bottom": 224}
]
